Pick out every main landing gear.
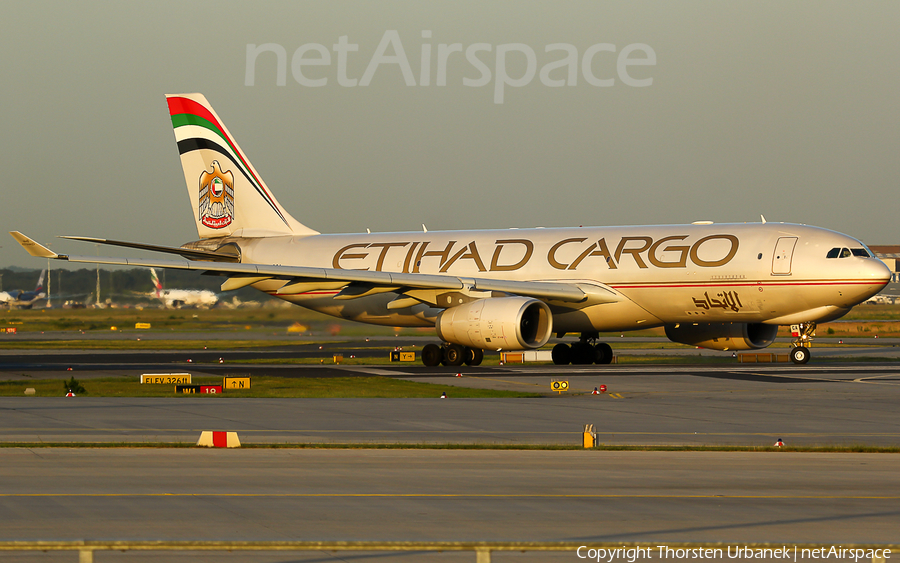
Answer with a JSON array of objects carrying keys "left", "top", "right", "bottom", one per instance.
[
  {"left": 789, "top": 322, "right": 816, "bottom": 365},
  {"left": 551, "top": 333, "right": 613, "bottom": 365},
  {"left": 421, "top": 343, "right": 484, "bottom": 367}
]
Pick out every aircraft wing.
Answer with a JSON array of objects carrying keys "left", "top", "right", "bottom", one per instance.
[
  {"left": 10, "top": 232, "right": 620, "bottom": 305},
  {"left": 58, "top": 236, "right": 240, "bottom": 262}
]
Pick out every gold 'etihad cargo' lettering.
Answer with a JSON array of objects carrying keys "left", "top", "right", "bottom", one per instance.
[
  {"left": 332, "top": 235, "right": 740, "bottom": 273},
  {"left": 490, "top": 239, "right": 534, "bottom": 271}
]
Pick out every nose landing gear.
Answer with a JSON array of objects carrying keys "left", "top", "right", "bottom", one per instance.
[{"left": 789, "top": 322, "right": 816, "bottom": 365}]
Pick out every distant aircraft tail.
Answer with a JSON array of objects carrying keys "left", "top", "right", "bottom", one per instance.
[
  {"left": 150, "top": 268, "right": 163, "bottom": 298},
  {"left": 165, "top": 93, "right": 318, "bottom": 240},
  {"left": 34, "top": 269, "right": 45, "bottom": 293}
]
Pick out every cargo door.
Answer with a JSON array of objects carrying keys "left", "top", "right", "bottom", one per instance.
[{"left": 772, "top": 237, "right": 798, "bottom": 275}]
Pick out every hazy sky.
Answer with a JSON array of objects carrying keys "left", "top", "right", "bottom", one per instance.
[{"left": 2, "top": 1, "right": 898, "bottom": 269}]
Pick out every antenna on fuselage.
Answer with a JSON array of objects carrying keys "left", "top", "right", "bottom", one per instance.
[{"left": 761, "top": 215, "right": 767, "bottom": 224}]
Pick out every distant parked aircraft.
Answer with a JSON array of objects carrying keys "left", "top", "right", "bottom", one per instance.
[
  {"left": 150, "top": 268, "right": 217, "bottom": 309},
  {"left": 0, "top": 270, "right": 46, "bottom": 309}
]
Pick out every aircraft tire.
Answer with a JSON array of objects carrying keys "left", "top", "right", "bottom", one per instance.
[
  {"left": 464, "top": 348, "right": 484, "bottom": 367},
  {"left": 594, "top": 342, "right": 613, "bottom": 364},
  {"left": 443, "top": 343, "right": 466, "bottom": 367},
  {"left": 790, "top": 346, "right": 811, "bottom": 365},
  {"left": 422, "top": 344, "right": 443, "bottom": 367},
  {"left": 570, "top": 342, "right": 594, "bottom": 365},
  {"left": 551, "top": 343, "right": 571, "bottom": 365}
]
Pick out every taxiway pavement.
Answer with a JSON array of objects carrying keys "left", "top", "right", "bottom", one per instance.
[
  {"left": 0, "top": 363, "right": 898, "bottom": 446},
  {"left": 0, "top": 448, "right": 897, "bottom": 548}
]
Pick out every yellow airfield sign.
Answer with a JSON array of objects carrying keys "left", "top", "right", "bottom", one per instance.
[
  {"left": 141, "top": 374, "right": 191, "bottom": 385},
  {"left": 224, "top": 377, "right": 251, "bottom": 390}
]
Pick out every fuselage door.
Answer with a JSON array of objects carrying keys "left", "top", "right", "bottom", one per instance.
[{"left": 772, "top": 237, "right": 798, "bottom": 275}]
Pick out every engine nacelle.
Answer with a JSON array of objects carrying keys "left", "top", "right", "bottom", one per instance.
[
  {"left": 436, "top": 297, "right": 553, "bottom": 351},
  {"left": 664, "top": 322, "right": 778, "bottom": 351}
]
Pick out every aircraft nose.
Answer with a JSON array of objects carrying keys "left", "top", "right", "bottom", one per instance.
[{"left": 869, "top": 258, "right": 893, "bottom": 287}]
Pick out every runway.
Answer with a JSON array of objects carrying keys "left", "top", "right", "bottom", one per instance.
[{"left": 0, "top": 449, "right": 897, "bottom": 549}]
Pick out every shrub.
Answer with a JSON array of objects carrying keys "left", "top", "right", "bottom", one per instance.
[{"left": 63, "top": 376, "right": 86, "bottom": 395}]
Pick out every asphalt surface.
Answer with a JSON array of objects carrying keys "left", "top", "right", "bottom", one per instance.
[
  {"left": 0, "top": 449, "right": 897, "bottom": 551},
  {"left": 1, "top": 341, "right": 899, "bottom": 558},
  {"left": 1, "top": 362, "right": 899, "bottom": 446}
]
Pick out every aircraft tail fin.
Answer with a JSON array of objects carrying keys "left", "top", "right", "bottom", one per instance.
[
  {"left": 35, "top": 269, "right": 45, "bottom": 293},
  {"left": 165, "top": 93, "right": 318, "bottom": 240},
  {"left": 150, "top": 268, "right": 163, "bottom": 298}
]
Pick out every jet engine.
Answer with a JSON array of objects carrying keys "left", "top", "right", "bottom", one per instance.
[
  {"left": 664, "top": 322, "right": 778, "bottom": 351},
  {"left": 435, "top": 297, "right": 553, "bottom": 351}
]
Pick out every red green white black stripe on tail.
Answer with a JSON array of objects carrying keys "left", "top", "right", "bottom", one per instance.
[{"left": 166, "top": 93, "right": 317, "bottom": 239}]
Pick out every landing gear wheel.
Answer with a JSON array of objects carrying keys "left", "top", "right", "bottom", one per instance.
[
  {"left": 570, "top": 342, "right": 594, "bottom": 365},
  {"left": 464, "top": 348, "right": 484, "bottom": 367},
  {"left": 551, "top": 343, "right": 571, "bottom": 365},
  {"left": 442, "top": 343, "right": 465, "bottom": 367},
  {"left": 594, "top": 342, "right": 613, "bottom": 364},
  {"left": 790, "top": 346, "right": 810, "bottom": 365},
  {"left": 422, "top": 343, "right": 442, "bottom": 367}
]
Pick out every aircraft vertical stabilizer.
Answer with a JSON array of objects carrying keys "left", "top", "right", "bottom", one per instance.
[
  {"left": 165, "top": 93, "right": 318, "bottom": 239},
  {"left": 150, "top": 268, "right": 163, "bottom": 298}
]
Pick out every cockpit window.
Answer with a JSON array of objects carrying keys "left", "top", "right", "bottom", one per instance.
[{"left": 827, "top": 247, "right": 871, "bottom": 259}]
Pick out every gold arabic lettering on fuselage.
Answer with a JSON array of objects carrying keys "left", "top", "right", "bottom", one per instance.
[
  {"left": 693, "top": 291, "right": 744, "bottom": 312},
  {"left": 332, "top": 235, "right": 739, "bottom": 273}
]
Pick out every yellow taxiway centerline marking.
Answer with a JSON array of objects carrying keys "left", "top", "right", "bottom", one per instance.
[{"left": 0, "top": 492, "right": 898, "bottom": 499}]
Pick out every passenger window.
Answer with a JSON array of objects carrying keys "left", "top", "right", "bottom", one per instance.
[
  {"left": 851, "top": 248, "right": 870, "bottom": 257},
  {"left": 840, "top": 248, "right": 851, "bottom": 258},
  {"left": 826, "top": 248, "right": 840, "bottom": 259}
]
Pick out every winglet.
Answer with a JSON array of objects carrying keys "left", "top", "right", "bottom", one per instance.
[{"left": 9, "top": 232, "right": 60, "bottom": 258}]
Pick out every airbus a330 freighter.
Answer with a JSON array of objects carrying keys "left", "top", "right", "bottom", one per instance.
[{"left": 11, "top": 94, "right": 891, "bottom": 365}]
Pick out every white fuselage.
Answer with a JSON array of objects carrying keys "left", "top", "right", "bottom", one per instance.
[
  {"left": 230, "top": 222, "right": 890, "bottom": 332},
  {"left": 158, "top": 289, "right": 218, "bottom": 309}
]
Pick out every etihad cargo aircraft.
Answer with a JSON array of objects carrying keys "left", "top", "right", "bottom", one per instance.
[
  {"left": 149, "top": 267, "right": 218, "bottom": 309},
  {"left": 10, "top": 94, "right": 892, "bottom": 365},
  {"left": 0, "top": 270, "right": 46, "bottom": 309}
]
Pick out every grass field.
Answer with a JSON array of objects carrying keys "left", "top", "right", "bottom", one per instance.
[
  {"left": 1, "top": 306, "right": 433, "bottom": 336},
  {"left": 1, "top": 375, "right": 542, "bottom": 399}
]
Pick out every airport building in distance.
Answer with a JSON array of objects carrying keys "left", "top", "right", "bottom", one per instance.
[{"left": 869, "top": 246, "right": 900, "bottom": 283}]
